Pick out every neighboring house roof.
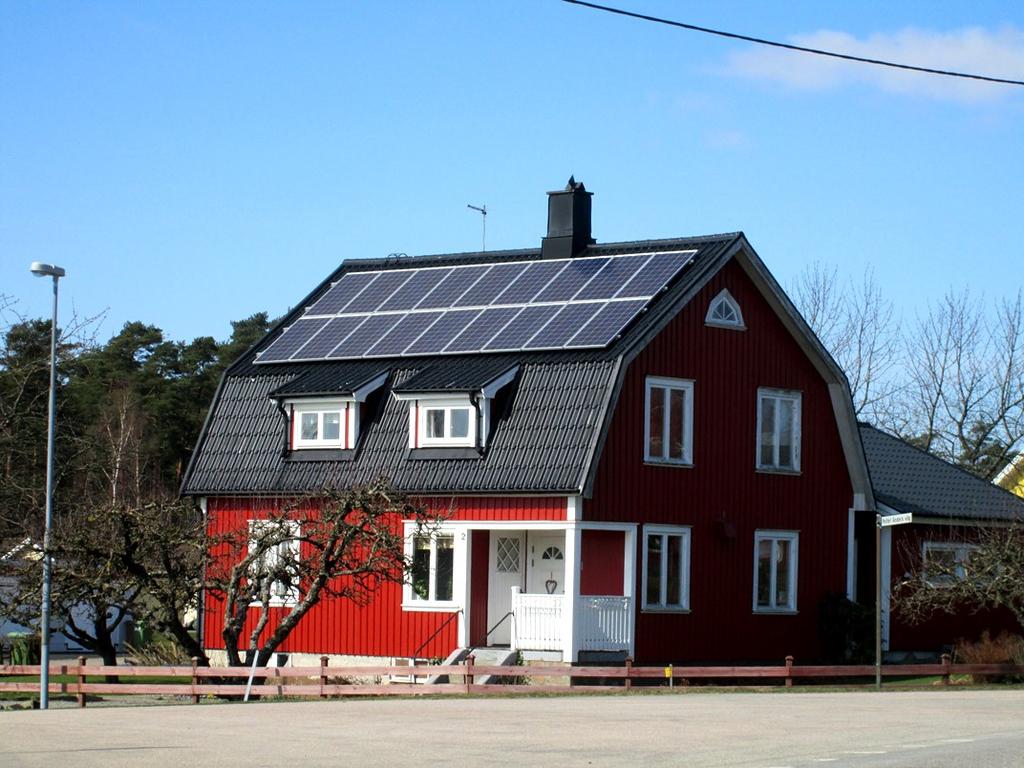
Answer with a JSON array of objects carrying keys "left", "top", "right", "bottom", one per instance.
[
  {"left": 993, "top": 451, "right": 1024, "bottom": 498},
  {"left": 859, "top": 424, "right": 1024, "bottom": 522},
  {"left": 181, "top": 222, "right": 872, "bottom": 506}
]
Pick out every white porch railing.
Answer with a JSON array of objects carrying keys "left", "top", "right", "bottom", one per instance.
[
  {"left": 510, "top": 590, "right": 634, "bottom": 654},
  {"left": 510, "top": 589, "right": 563, "bottom": 651},
  {"left": 578, "top": 596, "right": 633, "bottom": 652}
]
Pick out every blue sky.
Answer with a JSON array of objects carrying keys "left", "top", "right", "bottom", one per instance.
[{"left": 2, "top": 1, "right": 1022, "bottom": 343}]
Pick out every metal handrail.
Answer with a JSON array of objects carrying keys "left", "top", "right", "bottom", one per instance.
[
  {"left": 466, "top": 610, "right": 514, "bottom": 656},
  {"left": 409, "top": 608, "right": 463, "bottom": 661}
]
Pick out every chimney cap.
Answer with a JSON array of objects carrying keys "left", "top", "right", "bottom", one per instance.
[{"left": 549, "top": 175, "right": 589, "bottom": 195}]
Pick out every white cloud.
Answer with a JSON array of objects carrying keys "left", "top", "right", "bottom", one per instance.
[{"left": 725, "top": 26, "right": 1024, "bottom": 104}]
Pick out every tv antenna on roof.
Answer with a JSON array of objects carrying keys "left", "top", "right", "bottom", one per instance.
[{"left": 467, "top": 203, "right": 487, "bottom": 251}]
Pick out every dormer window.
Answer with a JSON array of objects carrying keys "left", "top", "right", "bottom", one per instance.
[
  {"left": 393, "top": 364, "right": 519, "bottom": 453},
  {"left": 271, "top": 370, "right": 389, "bottom": 455},
  {"left": 291, "top": 401, "right": 353, "bottom": 449},
  {"left": 705, "top": 289, "right": 745, "bottom": 330},
  {"left": 420, "top": 401, "right": 476, "bottom": 447}
]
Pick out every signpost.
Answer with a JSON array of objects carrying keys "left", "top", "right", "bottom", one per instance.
[{"left": 876, "top": 512, "right": 913, "bottom": 689}]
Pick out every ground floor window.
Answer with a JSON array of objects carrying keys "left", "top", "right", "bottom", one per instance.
[
  {"left": 642, "top": 525, "right": 691, "bottom": 611},
  {"left": 753, "top": 530, "right": 798, "bottom": 612},
  {"left": 409, "top": 533, "right": 455, "bottom": 604},
  {"left": 922, "top": 541, "right": 978, "bottom": 585}
]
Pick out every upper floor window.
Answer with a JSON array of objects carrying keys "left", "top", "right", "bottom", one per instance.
[
  {"left": 642, "top": 525, "right": 691, "bottom": 611},
  {"left": 757, "top": 388, "right": 801, "bottom": 472},
  {"left": 644, "top": 377, "right": 694, "bottom": 465},
  {"left": 753, "top": 530, "right": 798, "bottom": 612},
  {"left": 705, "top": 289, "right": 745, "bottom": 330}
]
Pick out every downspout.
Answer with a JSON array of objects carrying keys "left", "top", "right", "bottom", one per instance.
[
  {"left": 470, "top": 391, "right": 484, "bottom": 454},
  {"left": 273, "top": 398, "right": 290, "bottom": 458}
]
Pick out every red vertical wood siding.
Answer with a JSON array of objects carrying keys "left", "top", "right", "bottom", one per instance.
[
  {"left": 469, "top": 530, "right": 490, "bottom": 645},
  {"left": 580, "top": 530, "right": 625, "bottom": 596},
  {"left": 889, "top": 524, "right": 1019, "bottom": 650},
  {"left": 585, "top": 258, "right": 854, "bottom": 663},
  {"left": 203, "top": 495, "right": 564, "bottom": 658}
]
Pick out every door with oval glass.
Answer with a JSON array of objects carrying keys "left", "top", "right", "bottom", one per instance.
[{"left": 526, "top": 533, "right": 566, "bottom": 595}]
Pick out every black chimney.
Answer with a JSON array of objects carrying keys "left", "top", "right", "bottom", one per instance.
[{"left": 541, "top": 176, "right": 594, "bottom": 259}]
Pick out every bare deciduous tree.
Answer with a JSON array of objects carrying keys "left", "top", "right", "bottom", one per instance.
[
  {"left": 792, "top": 264, "right": 900, "bottom": 424},
  {"left": 894, "top": 525, "right": 1024, "bottom": 632}
]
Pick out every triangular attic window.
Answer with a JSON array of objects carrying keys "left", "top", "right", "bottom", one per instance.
[{"left": 705, "top": 289, "right": 745, "bottom": 330}]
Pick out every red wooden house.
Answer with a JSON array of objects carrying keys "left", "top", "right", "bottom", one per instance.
[{"left": 182, "top": 179, "right": 880, "bottom": 666}]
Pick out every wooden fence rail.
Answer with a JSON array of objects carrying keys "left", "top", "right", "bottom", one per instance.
[{"left": 2, "top": 654, "right": 1022, "bottom": 706}]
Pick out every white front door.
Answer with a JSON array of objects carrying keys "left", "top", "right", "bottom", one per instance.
[
  {"left": 487, "top": 532, "right": 525, "bottom": 645},
  {"left": 527, "top": 533, "right": 566, "bottom": 595}
]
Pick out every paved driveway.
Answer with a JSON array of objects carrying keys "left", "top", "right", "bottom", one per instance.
[{"left": 2, "top": 690, "right": 1023, "bottom": 767}]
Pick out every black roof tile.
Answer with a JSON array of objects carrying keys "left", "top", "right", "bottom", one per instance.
[
  {"left": 182, "top": 234, "right": 742, "bottom": 496},
  {"left": 860, "top": 424, "right": 1024, "bottom": 522}
]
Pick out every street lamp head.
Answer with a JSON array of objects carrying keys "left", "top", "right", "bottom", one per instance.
[{"left": 29, "top": 262, "right": 66, "bottom": 278}]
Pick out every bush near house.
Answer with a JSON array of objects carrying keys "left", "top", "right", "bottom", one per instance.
[{"left": 954, "top": 631, "right": 1024, "bottom": 683}]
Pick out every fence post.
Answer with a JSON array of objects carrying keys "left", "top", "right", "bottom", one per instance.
[
  {"left": 76, "top": 655, "right": 86, "bottom": 708},
  {"left": 941, "top": 653, "right": 951, "bottom": 686},
  {"left": 320, "top": 655, "right": 329, "bottom": 699},
  {"left": 191, "top": 657, "right": 200, "bottom": 704},
  {"left": 624, "top": 657, "right": 632, "bottom": 691},
  {"left": 466, "top": 654, "right": 475, "bottom": 694},
  {"left": 785, "top": 655, "right": 794, "bottom": 689}
]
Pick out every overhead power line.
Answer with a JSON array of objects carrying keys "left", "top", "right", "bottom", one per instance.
[{"left": 561, "top": 0, "right": 1024, "bottom": 88}]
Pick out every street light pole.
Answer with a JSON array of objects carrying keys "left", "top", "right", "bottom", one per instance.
[{"left": 30, "top": 261, "right": 65, "bottom": 710}]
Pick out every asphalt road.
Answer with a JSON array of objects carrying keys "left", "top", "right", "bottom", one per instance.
[{"left": 2, "top": 690, "right": 1023, "bottom": 767}]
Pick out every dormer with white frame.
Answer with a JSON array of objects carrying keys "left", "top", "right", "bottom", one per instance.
[
  {"left": 392, "top": 364, "right": 519, "bottom": 453},
  {"left": 271, "top": 370, "right": 389, "bottom": 456}
]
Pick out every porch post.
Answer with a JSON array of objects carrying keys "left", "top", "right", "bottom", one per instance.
[
  {"left": 562, "top": 525, "right": 582, "bottom": 662},
  {"left": 455, "top": 528, "right": 470, "bottom": 648},
  {"left": 623, "top": 525, "right": 637, "bottom": 661}
]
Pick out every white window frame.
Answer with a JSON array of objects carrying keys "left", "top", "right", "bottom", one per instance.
[
  {"left": 922, "top": 541, "right": 978, "bottom": 586},
  {"left": 403, "top": 529, "right": 459, "bottom": 610},
  {"left": 415, "top": 397, "right": 477, "bottom": 448},
  {"left": 641, "top": 524, "right": 691, "bottom": 612},
  {"left": 752, "top": 530, "right": 799, "bottom": 613},
  {"left": 756, "top": 388, "right": 802, "bottom": 472},
  {"left": 247, "top": 519, "right": 301, "bottom": 607},
  {"left": 644, "top": 376, "right": 695, "bottom": 466},
  {"left": 705, "top": 288, "right": 745, "bottom": 330},
  {"left": 289, "top": 399, "right": 353, "bottom": 450}
]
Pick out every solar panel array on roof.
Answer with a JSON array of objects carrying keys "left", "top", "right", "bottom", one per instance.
[{"left": 255, "top": 250, "right": 695, "bottom": 363}]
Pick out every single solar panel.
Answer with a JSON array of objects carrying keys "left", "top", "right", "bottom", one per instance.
[
  {"left": 327, "top": 314, "right": 403, "bottom": 358},
  {"left": 365, "top": 311, "right": 443, "bottom": 357},
  {"left": 484, "top": 305, "right": 560, "bottom": 350},
  {"left": 524, "top": 303, "right": 603, "bottom": 349},
  {"left": 292, "top": 316, "right": 366, "bottom": 360},
  {"left": 342, "top": 270, "right": 415, "bottom": 313},
  {"left": 378, "top": 268, "right": 453, "bottom": 311},
  {"left": 454, "top": 262, "right": 525, "bottom": 307},
  {"left": 567, "top": 299, "right": 647, "bottom": 346},
  {"left": 257, "top": 318, "right": 329, "bottom": 361},
  {"left": 416, "top": 265, "right": 489, "bottom": 309},
  {"left": 405, "top": 309, "right": 482, "bottom": 355},
  {"left": 306, "top": 272, "right": 379, "bottom": 315},
  {"left": 573, "top": 254, "right": 652, "bottom": 301},
  {"left": 533, "top": 257, "right": 610, "bottom": 303},
  {"left": 492, "top": 260, "right": 567, "bottom": 305},
  {"left": 617, "top": 251, "right": 693, "bottom": 297},
  {"left": 445, "top": 307, "right": 520, "bottom": 353}
]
